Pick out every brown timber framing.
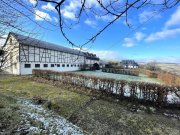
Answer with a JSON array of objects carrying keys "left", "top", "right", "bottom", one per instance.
[
  {"left": 19, "top": 44, "right": 84, "bottom": 64},
  {"left": 2, "top": 33, "right": 100, "bottom": 74},
  {"left": 28, "top": 45, "right": 29, "bottom": 62},
  {"left": 34, "top": 46, "right": 35, "bottom": 62},
  {"left": 20, "top": 44, "right": 28, "bottom": 62},
  {"left": 39, "top": 47, "right": 40, "bottom": 62}
]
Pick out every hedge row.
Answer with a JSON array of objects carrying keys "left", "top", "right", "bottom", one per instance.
[
  {"left": 102, "top": 68, "right": 139, "bottom": 76},
  {"left": 32, "top": 69, "right": 180, "bottom": 107}
]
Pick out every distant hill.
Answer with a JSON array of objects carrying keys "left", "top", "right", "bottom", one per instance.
[{"left": 157, "top": 63, "right": 180, "bottom": 76}]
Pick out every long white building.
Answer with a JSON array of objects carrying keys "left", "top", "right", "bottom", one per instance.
[{"left": 2, "top": 32, "right": 99, "bottom": 75}]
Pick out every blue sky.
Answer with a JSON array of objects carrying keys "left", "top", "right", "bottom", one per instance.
[{"left": 3, "top": 0, "right": 180, "bottom": 63}]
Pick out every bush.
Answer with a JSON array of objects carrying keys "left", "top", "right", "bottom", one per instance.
[
  {"left": 102, "top": 68, "right": 139, "bottom": 76},
  {"left": 32, "top": 69, "right": 180, "bottom": 107}
]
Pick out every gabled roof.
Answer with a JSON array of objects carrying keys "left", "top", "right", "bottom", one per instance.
[
  {"left": 120, "top": 60, "right": 139, "bottom": 66},
  {"left": 8, "top": 32, "right": 86, "bottom": 56}
]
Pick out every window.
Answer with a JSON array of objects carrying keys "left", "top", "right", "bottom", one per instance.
[
  {"left": 78, "top": 65, "right": 79, "bottom": 67},
  {"left": 74, "top": 64, "right": 76, "bottom": 67},
  {"left": 24, "top": 64, "right": 31, "bottom": 68},
  {"left": 71, "top": 64, "right": 73, "bottom": 67},
  {"left": 51, "top": 64, "right": 54, "bottom": 67},
  {"left": 44, "top": 64, "right": 48, "bottom": 68},
  {"left": 35, "top": 64, "right": 40, "bottom": 68},
  {"left": 57, "top": 64, "right": 60, "bottom": 67},
  {"left": 62, "top": 64, "right": 65, "bottom": 67},
  {"left": 67, "top": 64, "right": 69, "bottom": 67}
]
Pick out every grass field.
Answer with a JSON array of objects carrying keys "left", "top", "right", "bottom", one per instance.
[
  {"left": 0, "top": 75, "right": 180, "bottom": 134},
  {"left": 75, "top": 70, "right": 163, "bottom": 84}
]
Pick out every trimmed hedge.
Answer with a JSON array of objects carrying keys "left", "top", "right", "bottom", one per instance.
[
  {"left": 102, "top": 68, "right": 139, "bottom": 76},
  {"left": 32, "top": 69, "right": 180, "bottom": 107}
]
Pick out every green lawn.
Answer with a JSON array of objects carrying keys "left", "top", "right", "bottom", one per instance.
[
  {"left": 75, "top": 70, "right": 163, "bottom": 84},
  {"left": 0, "top": 75, "right": 179, "bottom": 135}
]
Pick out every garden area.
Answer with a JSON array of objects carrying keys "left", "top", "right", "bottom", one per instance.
[
  {"left": 0, "top": 74, "right": 180, "bottom": 134},
  {"left": 0, "top": 68, "right": 180, "bottom": 134}
]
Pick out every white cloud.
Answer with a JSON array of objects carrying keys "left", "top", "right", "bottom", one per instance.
[
  {"left": 165, "top": 6, "right": 180, "bottom": 28},
  {"left": 73, "top": 47, "right": 121, "bottom": 60},
  {"left": 145, "top": 6, "right": 180, "bottom": 42},
  {"left": 135, "top": 32, "right": 146, "bottom": 41},
  {"left": 122, "top": 38, "right": 135, "bottom": 47},
  {"left": 60, "top": 0, "right": 105, "bottom": 21},
  {"left": 122, "top": 32, "right": 146, "bottom": 47},
  {"left": 145, "top": 28, "right": 180, "bottom": 42},
  {"left": 34, "top": 10, "right": 52, "bottom": 21},
  {"left": 29, "top": 0, "right": 37, "bottom": 6},
  {"left": 84, "top": 19, "right": 97, "bottom": 28},
  {"left": 41, "top": 3, "right": 56, "bottom": 12},
  {"left": 61, "top": 0, "right": 80, "bottom": 20},
  {"left": 139, "top": 10, "right": 161, "bottom": 23},
  {"left": 90, "top": 50, "right": 121, "bottom": 60},
  {"left": 85, "top": 0, "right": 98, "bottom": 7},
  {"left": 64, "top": 0, "right": 81, "bottom": 12},
  {"left": 63, "top": 11, "right": 76, "bottom": 20}
]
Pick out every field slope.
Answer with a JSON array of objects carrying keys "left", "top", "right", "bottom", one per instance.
[{"left": 0, "top": 75, "right": 180, "bottom": 135}]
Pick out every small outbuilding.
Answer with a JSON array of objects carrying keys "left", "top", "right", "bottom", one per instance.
[{"left": 120, "top": 60, "right": 139, "bottom": 69}]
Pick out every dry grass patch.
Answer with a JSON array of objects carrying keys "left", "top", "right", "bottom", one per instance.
[
  {"left": 73, "top": 99, "right": 180, "bottom": 135},
  {"left": 0, "top": 75, "right": 180, "bottom": 135},
  {"left": 0, "top": 75, "right": 90, "bottom": 118},
  {"left": 0, "top": 93, "right": 20, "bottom": 134}
]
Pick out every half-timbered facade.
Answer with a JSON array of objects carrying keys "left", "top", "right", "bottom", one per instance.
[{"left": 2, "top": 32, "right": 99, "bottom": 75}]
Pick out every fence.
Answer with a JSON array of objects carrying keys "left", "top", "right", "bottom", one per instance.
[
  {"left": 102, "top": 68, "right": 139, "bottom": 76},
  {"left": 32, "top": 69, "right": 180, "bottom": 108}
]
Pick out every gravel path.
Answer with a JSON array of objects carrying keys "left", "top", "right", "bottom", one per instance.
[{"left": 15, "top": 99, "right": 86, "bottom": 135}]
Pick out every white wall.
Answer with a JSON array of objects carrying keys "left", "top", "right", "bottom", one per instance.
[
  {"left": 3, "top": 36, "right": 99, "bottom": 75},
  {"left": 20, "top": 62, "right": 82, "bottom": 75},
  {"left": 85, "top": 59, "right": 99, "bottom": 65},
  {"left": 19, "top": 45, "right": 86, "bottom": 74},
  {"left": 3, "top": 35, "right": 20, "bottom": 74}
]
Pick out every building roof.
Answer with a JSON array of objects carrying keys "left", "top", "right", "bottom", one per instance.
[
  {"left": 9, "top": 32, "right": 86, "bottom": 56},
  {"left": 120, "top": 60, "right": 139, "bottom": 66},
  {"left": 5, "top": 32, "right": 99, "bottom": 60}
]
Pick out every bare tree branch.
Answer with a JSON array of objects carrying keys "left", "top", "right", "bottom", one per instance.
[{"left": 36, "top": 0, "right": 179, "bottom": 49}]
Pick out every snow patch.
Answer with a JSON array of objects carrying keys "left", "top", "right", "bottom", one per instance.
[{"left": 16, "top": 99, "right": 85, "bottom": 135}]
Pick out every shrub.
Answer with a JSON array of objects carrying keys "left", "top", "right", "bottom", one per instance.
[{"left": 32, "top": 69, "right": 180, "bottom": 107}]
